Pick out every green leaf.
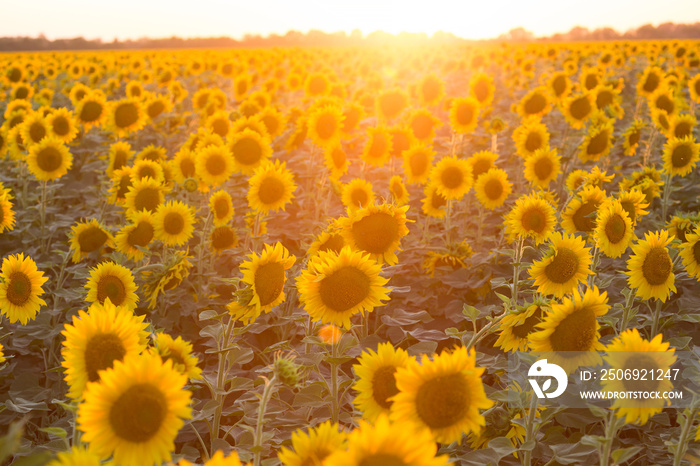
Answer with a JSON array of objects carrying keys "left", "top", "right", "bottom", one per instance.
[
  {"left": 611, "top": 446, "right": 643, "bottom": 464},
  {"left": 0, "top": 419, "right": 25, "bottom": 464},
  {"left": 462, "top": 304, "right": 480, "bottom": 321},
  {"left": 38, "top": 427, "right": 67, "bottom": 439}
]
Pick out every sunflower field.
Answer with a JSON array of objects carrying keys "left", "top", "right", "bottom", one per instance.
[{"left": 0, "top": 40, "right": 699, "bottom": 466}]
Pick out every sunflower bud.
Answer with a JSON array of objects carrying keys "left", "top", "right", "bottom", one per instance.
[
  {"left": 183, "top": 177, "right": 198, "bottom": 192},
  {"left": 274, "top": 353, "right": 301, "bottom": 388}
]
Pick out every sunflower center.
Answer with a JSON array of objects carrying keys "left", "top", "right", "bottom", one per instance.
[
  {"left": 350, "top": 188, "right": 369, "bottom": 208},
  {"left": 254, "top": 262, "right": 285, "bottom": 307},
  {"left": 474, "top": 80, "right": 489, "bottom": 102},
  {"left": 671, "top": 144, "right": 692, "bottom": 168},
  {"left": 29, "top": 122, "right": 46, "bottom": 143},
  {"left": 163, "top": 212, "right": 185, "bottom": 235},
  {"left": 572, "top": 200, "right": 599, "bottom": 233},
  {"left": 97, "top": 274, "right": 126, "bottom": 306},
  {"left": 641, "top": 246, "right": 672, "bottom": 286},
  {"left": 472, "top": 159, "right": 491, "bottom": 178},
  {"left": 604, "top": 214, "right": 627, "bottom": 244},
  {"left": 621, "top": 354, "right": 661, "bottom": 392},
  {"left": 522, "top": 208, "right": 546, "bottom": 233},
  {"left": 534, "top": 156, "right": 553, "bottom": 180},
  {"left": 117, "top": 176, "right": 132, "bottom": 200},
  {"left": 544, "top": 246, "right": 580, "bottom": 284},
  {"left": 211, "top": 226, "right": 237, "bottom": 250},
  {"left": 569, "top": 97, "right": 591, "bottom": 120},
  {"left": 431, "top": 190, "right": 447, "bottom": 209},
  {"left": 549, "top": 306, "right": 597, "bottom": 352},
  {"left": 484, "top": 178, "right": 503, "bottom": 200},
  {"left": 315, "top": 113, "right": 337, "bottom": 140},
  {"left": 214, "top": 198, "right": 230, "bottom": 219},
  {"left": 440, "top": 166, "right": 464, "bottom": 190},
  {"left": 391, "top": 181, "right": 404, "bottom": 199},
  {"left": 137, "top": 166, "right": 157, "bottom": 180},
  {"left": 693, "top": 241, "right": 700, "bottom": 264},
  {"left": 331, "top": 147, "right": 346, "bottom": 168},
  {"left": 457, "top": 103, "right": 475, "bottom": 125},
  {"left": 511, "top": 307, "right": 543, "bottom": 339},
  {"left": 233, "top": 137, "right": 262, "bottom": 165},
  {"left": 552, "top": 76, "right": 566, "bottom": 96},
  {"left": 114, "top": 103, "right": 139, "bottom": 128},
  {"left": 84, "top": 332, "right": 126, "bottom": 382},
  {"left": 655, "top": 94, "right": 674, "bottom": 114},
  {"left": 643, "top": 73, "right": 660, "bottom": 93},
  {"left": 415, "top": 372, "right": 469, "bottom": 429},
  {"left": 351, "top": 213, "right": 400, "bottom": 254},
  {"left": 584, "top": 74, "right": 599, "bottom": 90},
  {"left": 409, "top": 151, "right": 429, "bottom": 177},
  {"left": 318, "top": 266, "right": 371, "bottom": 312},
  {"left": 52, "top": 117, "right": 70, "bottom": 136},
  {"left": 109, "top": 383, "right": 167, "bottom": 443},
  {"left": 258, "top": 177, "right": 285, "bottom": 205},
  {"left": 525, "top": 132, "right": 543, "bottom": 153},
  {"left": 134, "top": 187, "right": 160, "bottom": 212},
  {"left": 112, "top": 151, "right": 128, "bottom": 171},
  {"left": 674, "top": 122, "right": 691, "bottom": 139},
  {"left": 80, "top": 101, "right": 103, "bottom": 123},
  {"left": 411, "top": 114, "right": 433, "bottom": 140},
  {"left": 368, "top": 133, "right": 389, "bottom": 159},
  {"left": 205, "top": 154, "right": 227, "bottom": 176},
  {"left": 319, "top": 234, "right": 345, "bottom": 253},
  {"left": 37, "top": 146, "right": 63, "bottom": 173},
  {"left": 78, "top": 226, "right": 109, "bottom": 253},
  {"left": 628, "top": 130, "right": 641, "bottom": 147},
  {"left": 524, "top": 93, "right": 547, "bottom": 115},
  {"left": 6, "top": 272, "right": 32, "bottom": 306},
  {"left": 371, "top": 366, "right": 399, "bottom": 409},
  {"left": 128, "top": 221, "right": 154, "bottom": 247},
  {"left": 148, "top": 101, "right": 165, "bottom": 119},
  {"left": 587, "top": 131, "right": 609, "bottom": 156},
  {"left": 178, "top": 158, "right": 196, "bottom": 178},
  {"left": 163, "top": 350, "right": 187, "bottom": 369},
  {"left": 596, "top": 91, "right": 613, "bottom": 109},
  {"left": 359, "top": 454, "right": 407, "bottom": 466}
]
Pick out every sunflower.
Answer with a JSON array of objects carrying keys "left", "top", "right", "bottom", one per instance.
[
  {"left": 547, "top": 71, "right": 571, "bottom": 102},
  {"left": 131, "top": 159, "right": 165, "bottom": 184},
  {"left": 679, "top": 232, "right": 700, "bottom": 280},
  {"left": 106, "top": 141, "right": 134, "bottom": 176},
  {"left": 662, "top": 136, "right": 699, "bottom": 177},
  {"left": 208, "top": 190, "right": 235, "bottom": 227},
  {"left": 626, "top": 230, "right": 676, "bottom": 302},
  {"left": 469, "top": 72, "right": 495, "bottom": 107},
  {"left": 528, "top": 232, "right": 593, "bottom": 298},
  {"left": 474, "top": 168, "right": 511, "bottom": 210},
  {"left": 504, "top": 194, "right": 557, "bottom": 244},
  {"left": 151, "top": 333, "right": 202, "bottom": 381},
  {"left": 517, "top": 87, "right": 551, "bottom": 119},
  {"left": 324, "top": 144, "right": 349, "bottom": 179},
  {"left": 376, "top": 88, "right": 409, "bottom": 121},
  {"left": 210, "top": 225, "right": 238, "bottom": 254},
  {"left": 0, "top": 195, "right": 16, "bottom": 234},
  {"left": 562, "top": 92, "right": 594, "bottom": 129},
  {"left": 107, "top": 98, "right": 146, "bottom": 137},
  {"left": 0, "top": 253, "right": 48, "bottom": 325},
  {"left": 513, "top": 119, "right": 550, "bottom": 159},
  {"left": 388, "top": 175, "right": 409, "bottom": 206},
  {"left": 561, "top": 186, "right": 607, "bottom": 235},
  {"left": 85, "top": 261, "right": 138, "bottom": 310},
  {"left": 307, "top": 104, "right": 344, "bottom": 148},
  {"left": 418, "top": 73, "right": 445, "bottom": 107},
  {"left": 170, "top": 149, "right": 197, "bottom": 185},
  {"left": 402, "top": 143, "right": 435, "bottom": 185},
  {"left": 593, "top": 200, "right": 634, "bottom": 258},
  {"left": 61, "top": 300, "right": 148, "bottom": 400},
  {"left": 227, "top": 128, "right": 272, "bottom": 174},
  {"left": 353, "top": 342, "right": 412, "bottom": 422},
  {"left": 668, "top": 113, "right": 696, "bottom": 139},
  {"left": 495, "top": 301, "right": 547, "bottom": 352},
  {"left": 278, "top": 421, "right": 347, "bottom": 466},
  {"left": 449, "top": 97, "right": 480, "bottom": 134},
  {"left": 19, "top": 112, "right": 50, "bottom": 146},
  {"left": 114, "top": 210, "right": 154, "bottom": 261},
  {"left": 297, "top": 247, "right": 389, "bottom": 329},
  {"left": 136, "top": 145, "right": 167, "bottom": 163},
  {"left": 339, "top": 203, "right": 410, "bottom": 266},
  {"left": 430, "top": 156, "right": 473, "bottom": 201},
  {"left": 637, "top": 66, "right": 665, "bottom": 97},
  {"left": 68, "top": 218, "right": 114, "bottom": 263},
  {"left": 341, "top": 179, "right": 375, "bottom": 213},
  {"left": 391, "top": 346, "right": 493, "bottom": 444},
  {"left": 45, "top": 446, "right": 105, "bottom": 466},
  {"left": 239, "top": 242, "right": 296, "bottom": 316},
  {"left": 622, "top": 119, "right": 644, "bottom": 157},
  {"left": 76, "top": 91, "right": 107, "bottom": 130},
  {"left": 341, "top": 102, "right": 364, "bottom": 136},
  {"left": 307, "top": 223, "right": 346, "bottom": 257},
  {"left": 361, "top": 126, "right": 392, "bottom": 167},
  {"left": 153, "top": 201, "right": 196, "bottom": 247},
  {"left": 529, "top": 286, "right": 609, "bottom": 373},
  {"left": 258, "top": 106, "right": 287, "bottom": 140},
  {"left": 616, "top": 189, "right": 649, "bottom": 227},
  {"left": 230, "top": 115, "right": 269, "bottom": 140},
  {"left": 194, "top": 144, "right": 233, "bottom": 188},
  {"left": 26, "top": 137, "right": 73, "bottom": 181},
  {"left": 603, "top": 329, "right": 676, "bottom": 425},
  {"left": 144, "top": 94, "right": 172, "bottom": 121},
  {"left": 78, "top": 353, "right": 192, "bottom": 466},
  {"left": 407, "top": 108, "right": 441, "bottom": 143},
  {"left": 523, "top": 147, "right": 561, "bottom": 189},
  {"left": 247, "top": 160, "right": 297, "bottom": 213},
  {"left": 648, "top": 86, "right": 678, "bottom": 117},
  {"left": 142, "top": 250, "right": 193, "bottom": 310},
  {"left": 124, "top": 176, "right": 167, "bottom": 213}
]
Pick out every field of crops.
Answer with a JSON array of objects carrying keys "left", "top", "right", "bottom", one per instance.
[{"left": 0, "top": 40, "right": 699, "bottom": 466}]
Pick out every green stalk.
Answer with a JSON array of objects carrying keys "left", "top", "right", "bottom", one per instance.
[
  {"left": 253, "top": 375, "right": 277, "bottom": 466},
  {"left": 600, "top": 411, "right": 622, "bottom": 466},
  {"left": 521, "top": 394, "right": 539, "bottom": 466},
  {"left": 661, "top": 172, "right": 672, "bottom": 224},
  {"left": 650, "top": 299, "right": 663, "bottom": 338},
  {"left": 673, "top": 409, "right": 697, "bottom": 466},
  {"left": 211, "top": 316, "right": 235, "bottom": 451},
  {"left": 330, "top": 341, "right": 340, "bottom": 424},
  {"left": 512, "top": 236, "right": 525, "bottom": 305}
]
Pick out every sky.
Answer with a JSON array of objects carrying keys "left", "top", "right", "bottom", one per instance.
[{"left": 3, "top": 0, "right": 700, "bottom": 41}]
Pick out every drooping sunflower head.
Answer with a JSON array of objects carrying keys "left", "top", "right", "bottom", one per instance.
[
  {"left": 0, "top": 253, "right": 48, "bottom": 325},
  {"left": 85, "top": 261, "right": 139, "bottom": 310},
  {"left": 504, "top": 194, "right": 557, "bottom": 244},
  {"left": 474, "top": 168, "right": 512, "bottom": 210},
  {"left": 495, "top": 301, "right": 548, "bottom": 352},
  {"left": 239, "top": 242, "right": 296, "bottom": 315},
  {"left": 626, "top": 230, "right": 677, "bottom": 302},
  {"left": 26, "top": 137, "right": 73, "bottom": 181},
  {"left": 151, "top": 333, "right": 202, "bottom": 381},
  {"left": 69, "top": 218, "right": 114, "bottom": 263},
  {"left": 388, "top": 175, "right": 409, "bottom": 206},
  {"left": 247, "top": 159, "right": 297, "bottom": 213}
]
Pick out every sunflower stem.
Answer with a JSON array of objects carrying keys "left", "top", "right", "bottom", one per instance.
[
  {"left": 330, "top": 340, "right": 340, "bottom": 424},
  {"left": 211, "top": 316, "right": 235, "bottom": 451},
  {"left": 661, "top": 172, "right": 672, "bottom": 224},
  {"left": 587, "top": 246, "right": 599, "bottom": 288},
  {"left": 40, "top": 180, "right": 47, "bottom": 254},
  {"left": 197, "top": 211, "right": 212, "bottom": 292},
  {"left": 599, "top": 410, "right": 622, "bottom": 466},
  {"left": 521, "top": 392, "right": 539, "bottom": 466},
  {"left": 650, "top": 299, "right": 663, "bottom": 338},
  {"left": 673, "top": 408, "right": 697, "bottom": 466},
  {"left": 491, "top": 133, "right": 497, "bottom": 153},
  {"left": 618, "top": 288, "right": 636, "bottom": 334},
  {"left": 445, "top": 199, "right": 453, "bottom": 245},
  {"left": 512, "top": 236, "right": 525, "bottom": 305},
  {"left": 253, "top": 374, "right": 277, "bottom": 466}
]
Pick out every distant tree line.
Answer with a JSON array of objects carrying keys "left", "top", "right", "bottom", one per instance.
[{"left": 0, "top": 22, "right": 699, "bottom": 52}]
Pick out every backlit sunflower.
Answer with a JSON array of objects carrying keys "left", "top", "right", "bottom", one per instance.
[
  {"left": 142, "top": 250, "right": 193, "bottom": 310},
  {"left": 407, "top": 108, "right": 441, "bottom": 142},
  {"left": 562, "top": 92, "right": 594, "bottom": 129},
  {"left": 626, "top": 230, "right": 676, "bottom": 302},
  {"left": 617, "top": 189, "right": 649, "bottom": 226},
  {"left": 465, "top": 150, "right": 497, "bottom": 183},
  {"left": 239, "top": 242, "right": 296, "bottom": 315},
  {"left": 151, "top": 333, "right": 202, "bottom": 381},
  {"left": 323, "top": 144, "right": 349, "bottom": 179},
  {"left": 421, "top": 183, "right": 448, "bottom": 218},
  {"left": 495, "top": 300, "right": 548, "bottom": 352},
  {"left": 131, "top": 159, "right": 165, "bottom": 184},
  {"left": 474, "top": 168, "right": 511, "bottom": 210},
  {"left": 422, "top": 241, "right": 474, "bottom": 278},
  {"left": 76, "top": 91, "right": 107, "bottom": 130},
  {"left": 517, "top": 87, "right": 551, "bottom": 119},
  {"left": 297, "top": 247, "right": 389, "bottom": 329},
  {"left": 247, "top": 160, "right": 297, "bottom": 213},
  {"left": 470, "top": 72, "right": 495, "bottom": 107},
  {"left": 307, "top": 222, "right": 346, "bottom": 258},
  {"left": 353, "top": 342, "right": 412, "bottom": 422},
  {"left": 196, "top": 144, "right": 234, "bottom": 187},
  {"left": 391, "top": 346, "right": 493, "bottom": 444},
  {"left": 528, "top": 232, "right": 593, "bottom": 298},
  {"left": 228, "top": 128, "right": 272, "bottom": 174},
  {"left": 603, "top": 329, "right": 676, "bottom": 425},
  {"left": 648, "top": 86, "right": 678, "bottom": 117},
  {"left": 594, "top": 200, "right": 634, "bottom": 258},
  {"left": 504, "top": 194, "right": 557, "bottom": 244},
  {"left": 45, "top": 446, "right": 104, "bottom": 466},
  {"left": 0, "top": 253, "right": 48, "bottom": 325},
  {"left": 376, "top": 88, "right": 409, "bottom": 121},
  {"left": 579, "top": 121, "right": 614, "bottom": 162},
  {"left": 513, "top": 119, "right": 550, "bottom": 159},
  {"left": 154, "top": 200, "right": 195, "bottom": 247},
  {"left": 402, "top": 143, "right": 435, "bottom": 184},
  {"left": 389, "top": 175, "right": 409, "bottom": 206},
  {"left": 107, "top": 98, "right": 146, "bottom": 137},
  {"left": 524, "top": 147, "right": 561, "bottom": 189},
  {"left": 546, "top": 71, "right": 571, "bottom": 102},
  {"left": 26, "top": 137, "right": 73, "bottom": 181},
  {"left": 622, "top": 119, "right": 644, "bottom": 156},
  {"left": 114, "top": 210, "right": 155, "bottom": 261},
  {"left": 61, "top": 300, "right": 148, "bottom": 400},
  {"left": 667, "top": 113, "right": 695, "bottom": 139},
  {"left": 0, "top": 195, "right": 15, "bottom": 234},
  {"left": 258, "top": 106, "right": 287, "bottom": 140},
  {"left": 278, "top": 421, "right": 347, "bottom": 466},
  {"left": 210, "top": 225, "right": 238, "bottom": 254},
  {"left": 529, "top": 286, "right": 609, "bottom": 373},
  {"left": 208, "top": 190, "right": 235, "bottom": 227},
  {"left": 124, "top": 176, "right": 167, "bottom": 213},
  {"left": 107, "top": 141, "right": 134, "bottom": 176},
  {"left": 78, "top": 353, "right": 192, "bottom": 466},
  {"left": 418, "top": 73, "right": 445, "bottom": 107},
  {"left": 341, "top": 179, "right": 375, "bottom": 213},
  {"left": 593, "top": 84, "right": 624, "bottom": 119},
  {"left": 361, "top": 126, "right": 392, "bottom": 167},
  {"left": 637, "top": 66, "right": 665, "bottom": 98},
  {"left": 109, "top": 167, "right": 134, "bottom": 205},
  {"left": 308, "top": 104, "right": 344, "bottom": 148},
  {"left": 561, "top": 185, "right": 607, "bottom": 235},
  {"left": 144, "top": 94, "right": 172, "bottom": 121},
  {"left": 662, "top": 135, "right": 699, "bottom": 177},
  {"left": 679, "top": 232, "right": 700, "bottom": 280},
  {"left": 449, "top": 97, "right": 480, "bottom": 134},
  {"left": 430, "top": 156, "right": 473, "bottom": 201},
  {"left": 171, "top": 149, "right": 198, "bottom": 185},
  {"left": 19, "top": 112, "right": 50, "bottom": 146},
  {"left": 325, "top": 414, "right": 448, "bottom": 466},
  {"left": 68, "top": 218, "right": 114, "bottom": 263},
  {"left": 136, "top": 145, "right": 167, "bottom": 163},
  {"left": 339, "top": 203, "right": 410, "bottom": 266},
  {"left": 85, "top": 261, "right": 139, "bottom": 310}
]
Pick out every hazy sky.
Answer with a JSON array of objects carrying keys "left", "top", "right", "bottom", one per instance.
[{"left": 4, "top": 0, "right": 700, "bottom": 41}]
